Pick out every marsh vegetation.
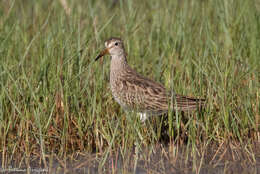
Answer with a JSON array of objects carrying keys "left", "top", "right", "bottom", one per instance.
[{"left": 0, "top": 0, "right": 259, "bottom": 173}]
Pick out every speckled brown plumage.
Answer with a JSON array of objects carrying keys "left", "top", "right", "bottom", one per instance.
[{"left": 95, "top": 37, "right": 205, "bottom": 121}]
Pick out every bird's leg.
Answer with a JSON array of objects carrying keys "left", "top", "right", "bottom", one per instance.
[{"left": 139, "top": 113, "right": 148, "bottom": 122}]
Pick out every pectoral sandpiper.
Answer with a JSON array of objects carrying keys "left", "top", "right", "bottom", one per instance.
[{"left": 95, "top": 37, "right": 205, "bottom": 122}]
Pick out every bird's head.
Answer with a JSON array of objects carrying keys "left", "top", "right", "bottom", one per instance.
[{"left": 95, "top": 37, "right": 125, "bottom": 61}]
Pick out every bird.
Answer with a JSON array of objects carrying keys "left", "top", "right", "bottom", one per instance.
[{"left": 95, "top": 37, "right": 205, "bottom": 122}]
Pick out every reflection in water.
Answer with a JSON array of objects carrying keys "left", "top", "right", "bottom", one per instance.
[{"left": 1, "top": 143, "right": 259, "bottom": 174}]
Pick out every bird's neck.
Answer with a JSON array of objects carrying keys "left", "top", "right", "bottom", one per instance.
[
  {"left": 110, "top": 54, "right": 128, "bottom": 81},
  {"left": 110, "top": 54, "right": 127, "bottom": 72}
]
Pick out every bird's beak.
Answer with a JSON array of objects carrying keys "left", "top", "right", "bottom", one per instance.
[{"left": 95, "top": 48, "right": 109, "bottom": 61}]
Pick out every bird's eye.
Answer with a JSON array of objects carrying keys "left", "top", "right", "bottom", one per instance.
[{"left": 115, "top": 42, "right": 118, "bottom": 46}]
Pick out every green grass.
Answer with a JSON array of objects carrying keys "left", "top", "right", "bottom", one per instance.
[{"left": 0, "top": 0, "right": 259, "bottom": 172}]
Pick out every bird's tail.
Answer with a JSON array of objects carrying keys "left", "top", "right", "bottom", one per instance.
[{"left": 173, "top": 94, "right": 206, "bottom": 111}]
